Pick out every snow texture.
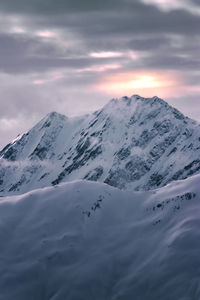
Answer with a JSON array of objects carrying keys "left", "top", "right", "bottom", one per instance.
[
  {"left": 0, "top": 95, "right": 200, "bottom": 196},
  {"left": 0, "top": 174, "right": 200, "bottom": 299}
]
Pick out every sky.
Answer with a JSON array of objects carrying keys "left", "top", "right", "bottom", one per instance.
[{"left": 0, "top": 0, "right": 200, "bottom": 148}]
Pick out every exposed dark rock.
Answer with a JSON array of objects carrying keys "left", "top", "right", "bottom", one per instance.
[
  {"left": 75, "top": 137, "right": 91, "bottom": 159},
  {"left": 129, "top": 115, "right": 136, "bottom": 125},
  {"left": 170, "top": 160, "right": 200, "bottom": 182},
  {"left": 0, "top": 143, "right": 12, "bottom": 156},
  {"left": 52, "top": 145, "right": 102, "bottom": 185},
  {"left": 88, "top": 118, "right": 98, "bottom": 128},
  {"left": 9, "top": 175, "right": 26, "bottom": 192},
  {"left": 39, "top": 173, "right": 49, "bottom": 180},
  {"left": 125, "top": 156, "right": 151, "bottom": 181},
  {"left": 173, "top": 109, "right": 185, "bottom": 120},
  {"left": 148, "top": 173, "right": 164, "bottom": 187},
  {"left": 182, "top": 128, "right": 193, "bottom": 138},
  {"left": 84, "top": 166, "right": 104, "bottom": 181},
  {"left": 172, "top": 170, "right": 184, "bottom": 181},
  {"left": 90, "top": 131, "right": 102, "bottom": 137},
  {"left": 153, "top": 119, "right": 172, "bottom": 135},
  {"left": 30, "top": 146, "right": 48, "bottom": 160},
  {"left": 104, "top": 169, "right": 127, "bottom": 189},
  {"left": 1, "top": 95, "right": 200, "bottom": 195},
  {"left": 3, "top": 147, "right": 18, "bottom": 161},
  {"left": 116, "top": 147, "right": 131, "bottom": 160},
  {"left": 102, "top": 117, "right": 111, "bottom": 130},
  {"left": 184, "top": 160, "right": 200, "bottom": 171},
  {"left": 134, "top": 129, "right": 157, "bottom": 148},
  {"left": 147, "top": 108, "right": 160, "bottom": 119},
  {"left": 42, "top": 120, "right": 51, "bottom": 128},
  {"left": 149, "top": 134, "right": 179, "bottom": 162},
  {"left": 167, "top": 147, "right": 177, "bottom": 156}
]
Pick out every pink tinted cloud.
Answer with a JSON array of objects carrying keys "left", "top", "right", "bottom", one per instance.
[
  {"left": 77, "top": 63, "right": 122, "bottom": 73},
  {"left": 90, "top": 51, "right": 139, "bottom": 60},
  {"left": 36, "top": 30, "right": 56, "bottom": 38},
  {"left": 95, "top": 70, "right": 185, "bottom": 98},
  {"left": 90, "top": 51, "right": 124, "bottom": 58}
]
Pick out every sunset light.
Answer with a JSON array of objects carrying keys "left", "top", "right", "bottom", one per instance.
[
  {"left": 36, "top": 30, "right": 56, "bottom": 38},
  {"left": 97, "top": 71, "right": 182, "bottom": 98},
  {"left": 90, "top": 51, "right": 123, "bottom": 58},
  {"left": 0, "top": 0, "right": 200, "bottom": 298}
]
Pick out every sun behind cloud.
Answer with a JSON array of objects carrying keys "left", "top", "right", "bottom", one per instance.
[{"left": 96, "top": 70, "right": 183, "bottom": 98}]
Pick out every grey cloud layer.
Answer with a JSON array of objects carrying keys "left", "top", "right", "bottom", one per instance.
[
  {"left": 0, "top": 0, "right": 125, "bottom": 14},
  {"left": 0, "top": 0, "right": 199, "bottom": 148},
  {"left": 0, "top": 0, "right": 199, "bottom": 74}
]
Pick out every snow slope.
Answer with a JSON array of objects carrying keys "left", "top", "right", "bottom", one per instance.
[
  {"left": 1, "top": 95, "right": 200, "bottom": 195},
  {"left": 0, "top": 174, "right": 200, "bottom": 300}
]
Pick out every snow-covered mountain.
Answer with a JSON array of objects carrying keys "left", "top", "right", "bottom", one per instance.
[
  {"left": 0, "top": 95, "right": 200, "bottom": 195},
  {"left": 0, "top": 174, "right": 200, "bottom": 300},
  {"left": 1, "top": 94, "right": 200, "bottom": 299}
]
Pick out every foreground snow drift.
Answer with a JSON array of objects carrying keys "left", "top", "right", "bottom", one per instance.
[{"left": 0, "top": 175, "right": 200, "bottom": 300}]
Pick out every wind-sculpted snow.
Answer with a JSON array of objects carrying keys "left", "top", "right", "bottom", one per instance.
[
  {"left": 0, "top": 174, "right": 200, "bottom": 299},
  {"left": 0, "top": 95, "right": 200, "bottom": 195}
]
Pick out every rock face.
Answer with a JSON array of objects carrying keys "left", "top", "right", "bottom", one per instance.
[{"left": 0, "top": 95, "right": 200, "bottom": 195}]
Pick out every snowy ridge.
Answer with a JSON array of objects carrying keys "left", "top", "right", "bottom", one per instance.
[
  {"left": 0, "top": 174, "right": 200, "bottom": 299},
  {"left": 0, "top": 94, "right": 200, "bottom": 195}
]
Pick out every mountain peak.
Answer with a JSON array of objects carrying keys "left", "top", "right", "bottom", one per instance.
[
  {"left": 0, "top": 94, "right": 200, "bottom": 196},
  {"left": 101, "top": 94, "right": 174, "bottom": 120},
  {"left": 44, "top": 111, "right": 67, "bottom": 121},
  {"left": 107, "top": 94, "right": 169, "bottom": 107},
  {"left": 36, "top": 111, "right": 68, "bottom": 131},
  {"left": 131, "top": 94, "right": 167, "bottom": 105}
]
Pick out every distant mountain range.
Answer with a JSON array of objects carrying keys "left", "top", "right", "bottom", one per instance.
[{"left": 1, "top": 94, "right": 200, "bottom": 195}]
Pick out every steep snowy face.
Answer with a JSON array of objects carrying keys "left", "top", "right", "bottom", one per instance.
[
  {"left": 0, "top": 175, "right": 200, "bottom": 300},
  {"left": 0, "top": 95, "right": 200, "bottom": 195}
]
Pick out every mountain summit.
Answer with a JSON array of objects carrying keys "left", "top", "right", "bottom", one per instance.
[{"left": 0, "top": 95, "right": 200, "bottom": 195}]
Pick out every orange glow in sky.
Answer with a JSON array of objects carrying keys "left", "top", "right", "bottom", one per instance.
[{"left": 96, "top": 71, "right": 183, "bottom": 98}]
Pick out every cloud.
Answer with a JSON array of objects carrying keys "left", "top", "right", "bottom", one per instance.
[
  {"left": 140, "top": 0, "right": 200, "bottom": 15},
  {"left": 0, "top": 0, "right": 125, "bottom": 14},
  {"left": 0, "top": 0, "right": 199, "bottom": 149},
  {"left": 0, "top": 157, "right": 52, "bottom": 168},
  {"left": 96, "top": 70, "right": 184, "bottom": 98},
  {"left": 140, "top": 0, "right": 185, "bottom": 12},
  {"left": 90, "top": 52, "right": 124, "bottom": 58},
  {"left": 167, "top": 95, "right": 200, "bottom": 122}
]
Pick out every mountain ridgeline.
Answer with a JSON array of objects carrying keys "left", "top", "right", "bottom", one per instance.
[{"left": 0, "top": 95, "right": 200, "bottom": 195}]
